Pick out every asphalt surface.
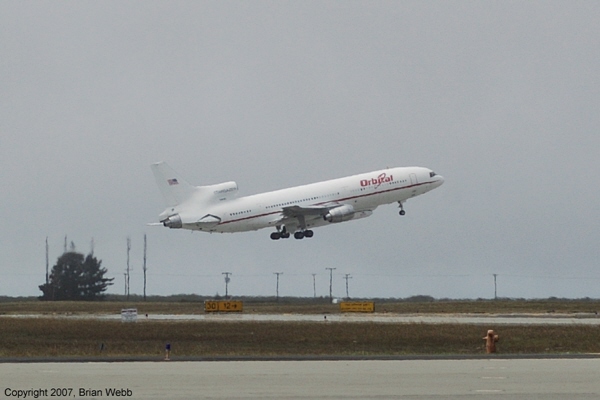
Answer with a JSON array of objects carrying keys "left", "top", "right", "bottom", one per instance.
[
  {"left": 6, "top": 312, "right": 600, "bottom": 325},
  {"left": 2, "top": 358, "right": 600, "bottom": 399}
]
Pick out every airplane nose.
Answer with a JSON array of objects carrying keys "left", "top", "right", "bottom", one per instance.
[{"left": 434, "top": 175, "right": 444, "bottom": 187}]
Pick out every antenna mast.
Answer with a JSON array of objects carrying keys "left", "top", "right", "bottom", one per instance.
[
  {"left": 126, "top": 237, "right": 131, "bottom": 300},
  {"left": 326, "top": 267, "right": 336, "bottom": 302},
  {"left": 45, "top": 237, "right": 49, "bottom": 285},
  {"left": 274, "top": 272, "right": 283, "bottom": 301},
  {"left": 344, "top": 274, "right": 352, "bottom": 299},
  {"left": 143, "top": 234, "right": 147, "bottom": 301},
  {"left": 222, "top": 272, "right": 232, "bottom": 299}
]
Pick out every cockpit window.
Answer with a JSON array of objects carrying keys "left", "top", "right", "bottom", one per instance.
[{"left": 429, "top": 171, "right": 437, "bottom": 178}]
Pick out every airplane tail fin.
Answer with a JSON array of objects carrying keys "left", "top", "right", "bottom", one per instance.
[{"left": 151, "top": 162, "right": 197, "bottom": 207}]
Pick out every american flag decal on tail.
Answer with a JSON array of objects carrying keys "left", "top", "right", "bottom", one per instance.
[{"left": 167, "top": 178, "right": 179, "bottom": 186}]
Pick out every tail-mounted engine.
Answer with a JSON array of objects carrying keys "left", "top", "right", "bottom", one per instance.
[
  {"left": 324, "top": 204, "right": 355, "bottom": 223},
  {"left": 162, "top": 214, "right": 182, "bottom": 229},
  {"left": 207, "top": 181, "right": 238, "bottom": 202}
]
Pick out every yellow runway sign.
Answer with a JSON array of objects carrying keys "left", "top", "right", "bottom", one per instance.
[
  {"left": 205, "top": 300, "right": 243, "bottom": 312},
  {"left": 340, "top": 302, "right": 375, "bottom": 313}
]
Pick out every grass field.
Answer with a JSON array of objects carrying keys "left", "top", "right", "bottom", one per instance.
[
  {"left": 1, "top": 318, "right": 599, "bottom": 358},
  {"left": 2, "top": 299, "right": 600, "bottom": 315},
  {"left": 2, "top": 300, "right": 600, "bottom": 358}
]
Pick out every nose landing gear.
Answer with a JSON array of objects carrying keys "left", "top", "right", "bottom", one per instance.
[{"left": 398, "top": 201, "right": 406, "bottom": 216}]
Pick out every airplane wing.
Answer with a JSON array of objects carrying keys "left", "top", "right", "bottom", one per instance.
[
  {"left": 281, "top": 205, "right": 332, "bottom": 218},
  {"left": 279, "top": 203, "right": 350, "bottom": 228},
  {"left": 276, "top": 205, "right": 332, "bottom": 231}
]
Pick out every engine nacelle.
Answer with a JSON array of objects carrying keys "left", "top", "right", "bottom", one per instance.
[
  {"left": 162, "top": 214, "right": 182, "bottom": 229},
  {"left": 324, "top": 204, "right": 355, "bottom": 223},
  {"left": 208, "top": 181, "right": 239, "bottom": 201}
]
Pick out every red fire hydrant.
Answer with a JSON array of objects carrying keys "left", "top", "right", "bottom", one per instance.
[{"left": 483, "top": 330, "right": 499, "bottom": 353}]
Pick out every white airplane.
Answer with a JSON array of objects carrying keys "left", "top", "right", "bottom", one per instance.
[{"left": 151, "top": 162, "right": 444, "bottom": 240}]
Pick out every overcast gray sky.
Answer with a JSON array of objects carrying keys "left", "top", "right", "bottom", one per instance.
[{"left": 2, "top": 1, "right": 599, "bottom": 299}]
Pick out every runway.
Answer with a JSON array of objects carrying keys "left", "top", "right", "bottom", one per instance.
[
  {"left": 6, "top": 312, "right": 600, "bottom": 325},
  {"left": 2, "top": 359, "right": 600, "bottom": 399}
]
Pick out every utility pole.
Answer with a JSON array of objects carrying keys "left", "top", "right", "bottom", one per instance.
[
  {"left": 123, "top": 273, "right": 127, "bottom": 296},
  {"left": 143, "top": 234, "right": 147, "bottom": 301},
  {"left": 45, "top": 237, "right": 49, "bottom": 285},
  {"left": 326, "top": 267, "right": 336, "bottom": 302},
  {"left": 222, "top": 272, "right": 232, "bottom": 299},
  {"left": 90, "top": 237, "right": 95, "bottom": 255},
  {"left": 274, "top": 272, "right": 283, "bottom": 301},
  {"left": 63, "top": 235, "right": 67, "bottom": 253},
  {"left": 493, "top": 273, "right": 498, "bottom": 300},
  {"left": 311, "top": 273, "right": 317, "bottom": 298},
  {"left": 343, "top": 274, "right": 352, "bottom": 299},
  {"left": 126, "top": 237, "right": 131, "bottom": 300}
]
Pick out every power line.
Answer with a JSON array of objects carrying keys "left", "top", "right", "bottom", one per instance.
[
  {"left": 344, "top": 274, "right": 352, "bottom": 299},
  {"left": 45, "top": 237, "right": 49, "bottom": 285},
  {"left": 325, "top": 267, "right": 336, "bottom": 301},
  {"left": 273, "top": 272, "right": 283, "bottom": 301},
  {"left": 493, "top": 273, "right": 498, "bottom": 300},
  {"left": 143, "top": 234, "right": 147, "bottom": 301},
  {"left": 222, "top": 272, "right": 232, "bottom": 299},
  {"left": 126, "top": 237, "right": 131, "bottom": 301}
]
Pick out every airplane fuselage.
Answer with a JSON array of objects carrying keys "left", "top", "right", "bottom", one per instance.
[{"left": 152, "top": 163, "right": 444, "bottom": 239}]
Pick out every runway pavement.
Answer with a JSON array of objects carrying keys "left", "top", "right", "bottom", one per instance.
[
  {"left": 6, "top": 312, "right": 600, "bottom": 325},
  {"left": 2, "top": 358, "right": 600, "bottom": 399}
]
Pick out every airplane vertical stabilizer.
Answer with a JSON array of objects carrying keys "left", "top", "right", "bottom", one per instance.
[{"left": 151, "top": 162, "right": 198, "bottom": 207}]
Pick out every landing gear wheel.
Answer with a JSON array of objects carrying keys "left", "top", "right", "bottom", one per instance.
[
  {"left": 294, "top": 231, "right": 305, "bottom": 239},
  {"left": 304, "top": 230, "right": 314, "bottom": 238},
  {"left": 270, "top": 232, "right": 281, "bottom": 240},
  {"left": 398, "top": 201, "right": 406, "bottom": 216},
  {"left": 281, "top": 232, "right": 290, "bottom": 239}
]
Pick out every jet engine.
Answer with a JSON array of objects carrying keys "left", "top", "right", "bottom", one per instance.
[
  {"left": 324, "top": 204, "right": 355, "bottom": 223},
  {"left": 208, "top": 181, "right": 238, "bottom": 201},
  {"left": 162, "top": 214, "right": 182, "bottom": 229}
]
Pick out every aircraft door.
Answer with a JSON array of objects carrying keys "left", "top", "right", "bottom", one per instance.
[{"left": 409, "top": 173, "right": 417, "bottom": 185}]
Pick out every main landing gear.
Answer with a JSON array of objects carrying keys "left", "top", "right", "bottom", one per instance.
[
  {"left": 294, "top": 230, "right": 313, "bottom": 239},
  {"left": 270, "top": 226, "right": 313, "bottom": 240},
  {"left": 270, "top": 231, "right": 287, "bottom": 240}
]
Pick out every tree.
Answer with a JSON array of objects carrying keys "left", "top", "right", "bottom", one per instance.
[{"left": 39, "top": 250, "right": 114, "bottom": 301}]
